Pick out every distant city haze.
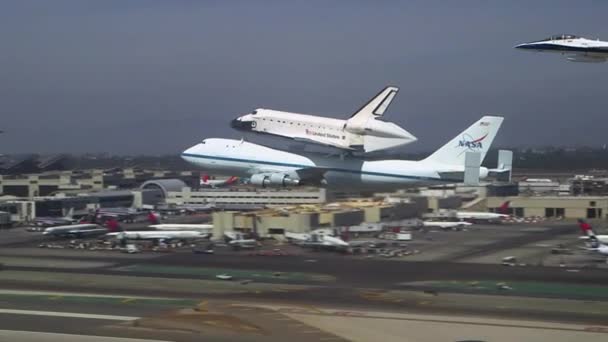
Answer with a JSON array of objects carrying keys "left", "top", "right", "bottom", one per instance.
[{"left": 1, "top": 1, "right": 607, "bottom": 154}]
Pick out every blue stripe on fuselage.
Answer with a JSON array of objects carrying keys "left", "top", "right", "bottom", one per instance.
[
  {"left": 518, "top": 44, "right": 608, "bottom": 54},
  {"left": 180, "top": 152, "right": 455, "bottom": 182}
]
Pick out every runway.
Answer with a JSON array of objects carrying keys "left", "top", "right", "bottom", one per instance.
[{"left": 1, "top": 222, "right": 607, "bottom": 341}]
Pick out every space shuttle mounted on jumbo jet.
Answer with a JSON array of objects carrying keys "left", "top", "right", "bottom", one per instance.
[
  {"left": 231, "top": 86, "right": 417, "bottom": 153},
  {"left": 183, "top": 115, "right": 509, "bottom": 189}
]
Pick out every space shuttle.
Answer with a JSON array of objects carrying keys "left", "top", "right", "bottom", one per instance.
[{"left": 231, "top": 86, "right": 417, "bottom": 153}]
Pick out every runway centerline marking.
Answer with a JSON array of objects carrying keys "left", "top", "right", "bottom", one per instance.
[{"left": 0, "top": 308, "right": 139, "bottom": 321}]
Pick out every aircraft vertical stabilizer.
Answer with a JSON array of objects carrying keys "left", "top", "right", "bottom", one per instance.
[{"left": 423, "top": 116, "right": 503, "bottom": 166}]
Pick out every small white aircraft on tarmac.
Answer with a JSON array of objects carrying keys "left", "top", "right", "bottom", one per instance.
[
  {"left": 199, "top": 174, "right": 238, "bottom": 188},
  {"left": 455, "top": 201, "right": 510, "bottom": 222},
  {"left": 422, "top": 221, "right": 472, "bottom": 230},
  {"left": 515, "top": 34, "right": 608, "bottom": 63},
  {"left": 150, "top": 224, "right": 213, "bottom": 232},
  {"left": 583, "top": 237, "right": 608, "bottom": 263},
  {"left": 578, "top": 219, "right": 608, "bottom": 244},
  {"left": 43, "top": 224, "right": 107, "bottom": 238},
  {"left": 231, "top": 86, "right": 417, "bottom": 153},
  {"left": 109, "top": 230, "right": 210, "bottom": 241},
  {"left": 285, "top": 229, "right": 349, "bottom": 248},
  {"left": 183, "top": 116, "right": 506, "bottom": 190}
]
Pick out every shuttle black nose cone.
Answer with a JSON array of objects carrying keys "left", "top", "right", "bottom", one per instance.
[{"left": 231, "top": 118, "right": 253, "bottom": 131}]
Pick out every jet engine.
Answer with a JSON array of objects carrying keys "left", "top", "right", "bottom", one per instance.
[{"left": 250, "top": 173, "right": 300, "bottom": 187}]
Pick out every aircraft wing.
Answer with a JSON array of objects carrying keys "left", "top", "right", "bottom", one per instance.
[
  {"left": 437, "top": 171, "right": 465, "bottom": 182},
  {"left": 250, "top": 166, "right": 329, "bottom": 186},
  {"left": 293, "top": 167, "right": 329, "bottom": 185}
]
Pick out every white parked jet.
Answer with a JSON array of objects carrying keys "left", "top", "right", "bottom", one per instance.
[
  {"left": 583, "top": 237, "right": 608, "bottom": 263},
  {"left": 285, "top": 230, "right": 349, "bottom": 248},
  {"left": 578, "top": 219, "right": 608, "bottom": 244},
  {"left": 199, "top": 174, "right": 239, "bottom": 188},
  {"left": 43, "top": 224, "right": 107, "bottom": 238},
  {"left": 422, "top": 221, "right": 472, "bottom": 230},
  {"left": 182, "top": 116, "right": 504, "bottom": 189},
  {"left": 455, "top": 212, "right": 509, "bottom": 222},
  {"left": 515, "top": 34, "right": 608, "bottom": 63},
  {"left": 149, "top": 224, "right": 213, "bottom": 232},
  {"left": 455, "top": 201, "right": 510, "bottom": 222},
  {"left": 231, "top": 86, "right": 417, "bottom": 153},
  {"left": 110, "top": 231, "right": 210, "bottom": 241}
]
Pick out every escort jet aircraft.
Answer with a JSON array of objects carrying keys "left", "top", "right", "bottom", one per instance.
[
  {"left": 515, "top": 34, "right": 608, "bottom": 63},
  {"left": 183, "top": 115, "right": 505, "bottom": 190},
  {"left": 231, "top": 86, "right": 417, "bottom": 154}
]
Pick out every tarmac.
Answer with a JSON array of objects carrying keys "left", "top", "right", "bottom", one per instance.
[{"left": 0, "top": 221, "right": 607, "bottom": 341}]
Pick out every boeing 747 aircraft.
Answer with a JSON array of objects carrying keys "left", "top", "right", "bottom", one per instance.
[
  {"left": 515, "top": 34, "right": 608, "bottom": 63},
  {"left": 231, "top": 86, "right": 417, "bottom": 153},
  {"left": 182, "top": 116, "right": 505, "bottom": 189}
]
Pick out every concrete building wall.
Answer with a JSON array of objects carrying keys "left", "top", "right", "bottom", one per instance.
[
  {"left": 0, "top": 171, "right": 104, "bottom": 199},
  {"left": 166, "top": 188, "right": 326, "bottom": 206},
  {"left": 487, "top": 196, "right": 608, "bottom": 219},
  {"left": 319, "top": 210, "right": 365, "bottom": 226},
  {"left": 212, "top": 211, "right": 236, "bottom": 237}
]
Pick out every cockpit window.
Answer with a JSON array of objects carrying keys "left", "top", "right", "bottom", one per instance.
[
  {"left": 252, "top": 110, "right": 258, "bottom": 115},
  {"left": 541, "top": 34, "right": 578, "bottom": 41},
  {"left": 201, "top": 140, "right": 206, "bottom": 144}
]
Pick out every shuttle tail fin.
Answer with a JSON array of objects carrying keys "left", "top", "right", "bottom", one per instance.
[
  {"left": 423, "top": 116, "right": 504, "bottom": 166},
  {"left": 348, "top": 86, "right": 399, "bottom": 121}
]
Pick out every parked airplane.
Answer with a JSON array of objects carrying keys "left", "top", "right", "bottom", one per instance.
[
  {"left": 456, "top": 201, "right": 511, "bottom": 222},
  {"left": 455, "top": 211, "right": 509, "bottom": 222},
  {"left": 200, "top": 174, "right": 239, "bottom": 188},
  {"left": 150, "top": 224, "right": 213, "bottom": 232},
  {"left": 43, "top": 224, "right": 107, "bottom": 238},
  {"left": 223, "top": 231, "right": 257, "bottom": 249},
  {"left": 183, "top": 116, "right": 504, "bottom": 189},
  {"left": 285, "top": 229, "right": 349, "bottom": 248},
  {"left": 583, "top": 236, "right": 608, "bottom": 263},
  {"left": 110, "top": 230, "right": 210, "bottom": 241},
  {"left": 231, "top": 86, "right": 417, "bottom": 153},
  {"left": 515, "top": 34, "right": 608, "bottom": 63},
  {"left": 34, "top": 208, "right": 75, "bottom": 227},
  {"left": 422, "top": 221, "right": 472, "bottom": 230},
  {"left": 578, "top": 219, "right": 608, "bottom": 244}
]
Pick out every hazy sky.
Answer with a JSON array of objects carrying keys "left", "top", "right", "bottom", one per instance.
[{"left": 1, "top": 1, "right": 608, "bottom": 154}]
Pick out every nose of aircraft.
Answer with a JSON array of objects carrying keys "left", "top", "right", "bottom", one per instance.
[
  {"left": 181, "top": 144, "right": 199, "bottom": 159},
  {"left": 514, "top": 43, "right": 531, "bottom": 50}
]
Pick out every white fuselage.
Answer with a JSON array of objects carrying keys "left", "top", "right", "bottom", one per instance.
[
  {"left": 113, "top": 231, "right": 208, "bottom": 240},
  {"left": 182, "top": 138, "right": 488, "bottom": 189},
  {"left": 150, "top": 224, "right": 213, "bottom": 232},
  {"left": 423, "top": 221, "right": 473, "bottom": 229},
  {"left": 456, "top": 212, "right": 508, "bottom": 220},
  {"left": 515, "top": 36, "right": 608, "bottom": 62},
  {"left": 232, "top": 109, "right": 417, "bottom": 153},
  {"left": 43, "top": 224, "right": 101, "bottom": 236}
]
